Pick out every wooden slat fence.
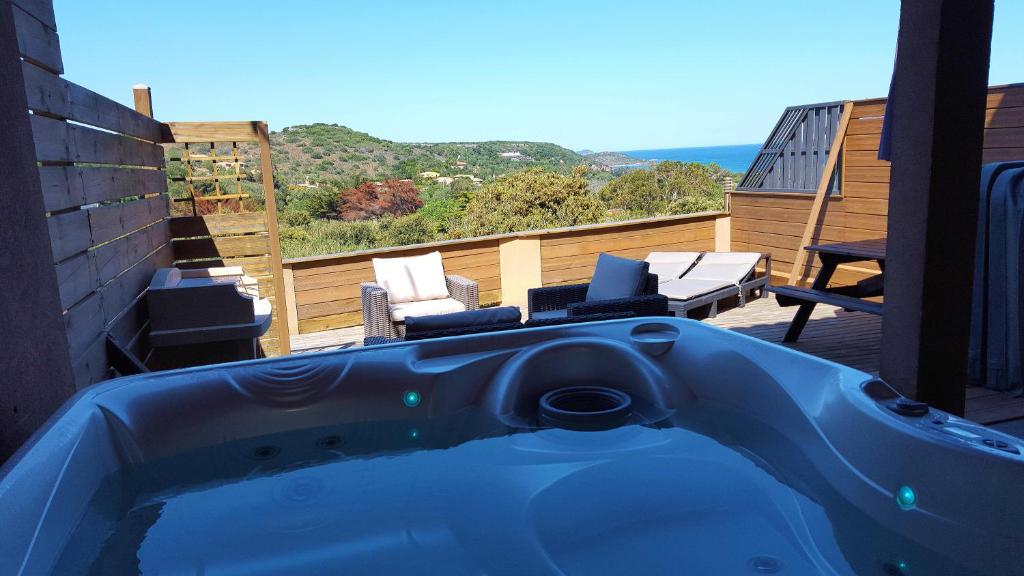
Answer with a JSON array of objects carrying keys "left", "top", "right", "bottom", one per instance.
[
  {"left": 12, "top": 0, "right": 172, "bottom": 388},
  {"left": 731, "top": 83, "right": 1024, "bottom": 286},
  {"left": 737, "top": 101, "right": 844, "bottom": 194}
]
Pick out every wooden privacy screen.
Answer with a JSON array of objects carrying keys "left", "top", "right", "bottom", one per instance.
[
  {"left": 730, "top": 83, "right": 1024, "bottom": 287},
  {"left": 13, "top": 0, "right": 173, "bottom": 388},
  {"left": 163, "top": 122, "right": 291, "bottom": 356}
]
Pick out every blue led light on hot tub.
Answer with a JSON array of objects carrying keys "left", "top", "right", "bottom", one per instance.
[
  {"left": 896, "top": 485, "right": 917, "bottom": 510},
  {"left": 402, "top": 390, "right": 421, "bottom": 407}
]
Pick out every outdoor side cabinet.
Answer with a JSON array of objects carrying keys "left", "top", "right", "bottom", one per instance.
[{"left": 147, "top": 267, "right": 272, "bottom": 366}]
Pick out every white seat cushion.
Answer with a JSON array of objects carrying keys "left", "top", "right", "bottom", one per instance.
[
  {"left": 373, "top": 251, "right": 450, "bottom": 304},
  {"left": 658, "top": 278, "right": 735, "bottom": 301},
  {"left": 644, "top": 252, "right": 701, "bottom": 283},
  {"left": 389, "top": 297, "right": 467, "bottom": 322}
]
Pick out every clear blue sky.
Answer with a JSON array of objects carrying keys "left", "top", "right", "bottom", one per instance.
[{"left": 54, "top": 1, "right": 1023, "bottom": 151}]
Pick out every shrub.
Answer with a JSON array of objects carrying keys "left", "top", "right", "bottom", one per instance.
[
  {"left": 338, "top": 179, "right": 423, "bottom": 221},
  {"left": 460, "top": 167, "right": 605, "bottom": 236},
  {"left": 287, "top": 187, "right": 339, "bottom": 220},
  {"left": 280, "top": 209, "right": 311, "bottom": 227},
  {"left": 599, "top": 161, "right": 724, "bottom": 217},
  {"left": 378, "top": 212, "right": 436, "bottom": 247}
]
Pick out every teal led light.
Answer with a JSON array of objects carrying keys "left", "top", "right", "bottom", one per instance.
[
  {"left": 403, "top": 390, "right": 421, "bottom": 407},
  {"left": 898, "top": 559, "right": 910, "bottom": 574},
  {"left": 896, "top": 485, "right": 917, "bottom": 510},
  {"left": 409, "top": 428, "right": 420, "bottom": 439}
]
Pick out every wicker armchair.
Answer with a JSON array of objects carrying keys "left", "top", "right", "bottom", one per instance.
[
  {"left": 527, "top": 273, "right": 669, "bottom": 320},
  {"left": 362, "top": 274, "right": 479, "bottom": 340}
]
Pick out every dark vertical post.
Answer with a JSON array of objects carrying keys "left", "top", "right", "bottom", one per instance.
[
  {"left": 0, "top": 0, "right": 76, "bottom": 461},
  {"left": 880, "top": 0, "right": 994, "bottom": 414}
]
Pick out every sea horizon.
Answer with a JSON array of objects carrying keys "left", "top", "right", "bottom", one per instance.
[{"left": 620, "top": 143, "right": 760, "bottom": 173}]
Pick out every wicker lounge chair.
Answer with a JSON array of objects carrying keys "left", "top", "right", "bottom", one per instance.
[
  {"left": 527, "top": 253, "right": 669, "bottom": 321},
  {"left": 657, "top": 252, "right": 771, "bottom": 318},
  {"left": 361, "top": 251, "right": 479, "bottom": 340}
]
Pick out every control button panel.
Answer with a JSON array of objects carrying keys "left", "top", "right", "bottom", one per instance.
[
  {"left": 886, "top": 397, "right": 929, "bottom": 417},
  {"left": 861, "top": 378, "right": 1023, "bottom": 459}
]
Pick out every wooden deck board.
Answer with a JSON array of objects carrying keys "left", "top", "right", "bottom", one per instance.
[{"left": 290, "top": 296, "right": 1023, "bottom": 425}]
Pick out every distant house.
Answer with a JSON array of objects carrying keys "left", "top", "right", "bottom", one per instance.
[
  {"left": 454, "top": 161, "right": 467, "bottom": 168},
  {"left": 290, "top": 177, "right": 320, "bottom": 189},
  {"left": 418, "top": 171, "right": 440, "bottom": 178},
  {"left": 498, "top": 151, "right": 522, "bottom": 158},
  {"left": 436, "top": 176, "right": 455, "bottom": 186},
  {"left": 453, "top": 174, "right": 484, "bottom": 186}
]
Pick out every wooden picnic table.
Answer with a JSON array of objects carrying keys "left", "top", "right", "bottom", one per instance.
[{"left": 771, "top": 238, "right": 886, "bottom": 342}]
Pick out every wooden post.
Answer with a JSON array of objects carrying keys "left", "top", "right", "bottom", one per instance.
[
  {"left": 256, "top": 121, "right": 292, "bottom": 354},
  {"left": 0, "top": 0, "right": 76, "bottom": 461},
  {"left": 132, "top": 84, "right": 153, "bottom": 118},
  {"left": 789, "top": 101, "right": 853, "bottom": 284},
  {"left": 282, "top": 266, "right": 299, "bottom": 336},
  {"left": 498, "top": 236, "right": 542, "bottom": 310},
  {"left": 880, "top": 0, "right": 994, "bottom": 413}
]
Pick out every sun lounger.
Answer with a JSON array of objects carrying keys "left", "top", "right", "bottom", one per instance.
[{"left": 656, "top": 252, "right": 771, "bottom": 318}]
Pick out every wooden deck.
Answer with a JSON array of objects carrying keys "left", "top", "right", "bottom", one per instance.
[{"left": 290, "top": 297, "right": 1024, "bottom": 426}]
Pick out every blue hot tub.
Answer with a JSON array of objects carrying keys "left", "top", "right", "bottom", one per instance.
[{"left": 1, "top": 318, "right": 1022, "bottom": 575}]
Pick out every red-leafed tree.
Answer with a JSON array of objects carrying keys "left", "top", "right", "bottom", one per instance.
[{"left": 337, "top": 179, "right": 423, "bottom": 221}]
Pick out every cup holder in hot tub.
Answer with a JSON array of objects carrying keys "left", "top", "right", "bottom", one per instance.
[
  {"left": 629, "top": 322, "right": 681, "bottom": 356},
  {"left": 539, "top": 386, "right": 633, "bottom": 431}
]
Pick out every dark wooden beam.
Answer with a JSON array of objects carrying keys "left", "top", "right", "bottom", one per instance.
[
  {"left": 0, "top": 0, "right": 76, "bottom": 461},
  {"left": 880, "top": 0, "right": 994, "bottom": 414}
]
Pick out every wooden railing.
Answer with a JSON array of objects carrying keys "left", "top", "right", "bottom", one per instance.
[{"left": 283, "top": 211, "right": 729, "bottom": 334}]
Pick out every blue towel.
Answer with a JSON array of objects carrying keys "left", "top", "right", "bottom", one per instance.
[{"left": 969, "top": 163, "right": 1024, "bottom": 394}]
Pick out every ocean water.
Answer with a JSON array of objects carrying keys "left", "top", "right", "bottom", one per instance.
[{"left": 621, "top": 143, "right": 761, "bottom": 173}]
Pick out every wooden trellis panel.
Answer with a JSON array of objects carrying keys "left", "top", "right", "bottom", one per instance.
[{"left": 164, "top": 121, "right": 291, "bottom": 356}]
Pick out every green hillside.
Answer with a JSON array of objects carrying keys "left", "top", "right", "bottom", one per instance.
[{"left": 270, "top": 124, "right": 585, "bottom": 186}]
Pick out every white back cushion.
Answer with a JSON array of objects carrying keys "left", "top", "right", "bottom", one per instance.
[
  {"left": 697, "top": 252, "right": 762, "bottom": 266},
  {"left": 373, "top": 251, "right": 450, "bottom": 304},
  {"left": 644, "top": 252, "right": 701, "bottom": 283}
]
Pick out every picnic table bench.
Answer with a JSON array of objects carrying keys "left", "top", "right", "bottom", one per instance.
[{"left": 770, "top": 238, "right": 886, "bottom": 342}]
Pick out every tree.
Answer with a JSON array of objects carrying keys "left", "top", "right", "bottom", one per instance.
[
  {"left": 287, "top": 186, "right": 339, "bottom": 220},
  {"left": 338, "top": 179, "right": 423, "bottom": 221},
  {"left": 599, "top": 161, "right": 724, "bottom": 217},
  {"left": 460, "top": 167, "right": 605, "bottom": 236}
]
